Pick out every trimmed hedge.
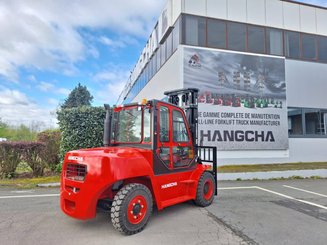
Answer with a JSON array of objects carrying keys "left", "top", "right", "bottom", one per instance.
[
  {"left": 57, "top": 106, "right": 106, "bottom": 161},
  {"left": 21, "top": 142, "right": 46, "bottom": 177},
  {"left": 0, "top": 142, "right": 46, "bottom": 178},
  {"left": 37, "top": 129, "right": 61, "bottom": 171},
  {"left": 0, "top": 142, "right": 24, "bottom": 178}
]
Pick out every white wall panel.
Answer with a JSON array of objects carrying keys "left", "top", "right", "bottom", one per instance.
[
  {"left": 172, "top": 0, "right": 182, "bottom": 24},
  {"left": 316, "top": 8, "right": 327, "bottom": 36},
  {"left": 286, "top": 60, "right": 327, "bottom": 109},
  {"left": 247, "top": 0, "right": 265, "bottom": 25},
  {"left": 206, "top": 0, "right": 227, "bottom": 19},
  {"left": 283, "top": 1, "right": 300, "bottom": 31},
  {"left": 300, "top": 5, "right": 316, "bottom": 34},
  {"left": 265, "top": 0, "right": 283, "bottom": 28},
  {"left": 287, "top": 138, "right": 327, "bottom": 163},
  {"left": 184, "top": 0, "right": 206, "bottom": 16},
  {"left": 227, "top": 0, "right": 247, "bottom": 22}
]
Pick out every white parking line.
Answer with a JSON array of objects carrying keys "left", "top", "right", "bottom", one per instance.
[
  {"left": 218, "top": 186, "right": 257, "bottom": 190},
  {"left": 283, "top": 185, "right": 327, "bottom": 198},
  {"left": 256, "top": 187, "right": 327, "bottom": 210},
  {"left": 0, "top": 194, "right": 59, "bottom": 199},
  {"left": 219, "top": 185, "right": 327, "bottom": 210}
]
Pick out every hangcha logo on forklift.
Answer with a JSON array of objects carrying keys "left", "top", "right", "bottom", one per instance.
[
  {"left": 68, "top": 156, "right": 84, "bottom": 162},
  {"left": 161, "top": 182, "right": 177, "bottom": 189}
]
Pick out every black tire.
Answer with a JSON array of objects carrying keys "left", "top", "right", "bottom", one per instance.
[
  {"left": 111, "top": 183, "right": 153, "bottom": 235},
  {"left": 195, "top": 171, "right": 215, "bottom": 207}
]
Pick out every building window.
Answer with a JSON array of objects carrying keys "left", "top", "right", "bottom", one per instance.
[
  {"left": 152, "top": 52, "right": 157, "bottom": 75},
  {"left": 143, "top": 66, "right": 148, "bottom": 86},
  {"left": 318, "top": 36, "right": 327, "bottom": 62},
  {"left": 183, "top": 15, "right": 206, "bottom": 46},
  {"left": 207, "top": 19, "right": 226, "bottom": 49},
  {"left": 247, "top": 25, "right": 265, "bottom": 53},
  {"left": 166, "top": 32, "right": 173, "bottom": 59},
  {"left": 302, "top": 34, "right": 317, "bottom": 60},
  {"left": 172, "top": 17, "right": 180, "bottom": 52},
  {"left": 288, "top": 108, "right": 303, "bottom": 135},
  {"left": 227, "top": 22, "right": 246, "bottom": 51},
  {"left": 284, "top": 31, "right": 301, "bottom": 59},
  {"left": 160, "top": 43, "right": 166, "bottom": 66},
  {"left": 149, "top": 58, "right": 153, "bottom": 80},
  {"left": 266, "top": 28, "right": 283, "bottom": 56},
  {"left": 288, "top": 107, "right": 327, "bottom": 137},
  {"left": 156, "top": 48, "right": 161, "bottom": 71},
  {"left": 305, "top": 109, "right": 322, "bottom": 135},
  {"left": 140, "top": 72, "right": 145, "bottom": 88}
]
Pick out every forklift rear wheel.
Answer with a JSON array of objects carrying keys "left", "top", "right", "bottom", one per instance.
[
  {"left": 111, "top": 183, "right": 153, "bottom": 235},
  {"left": 195, "top": 171, "right": 215, "bottom": 207}
]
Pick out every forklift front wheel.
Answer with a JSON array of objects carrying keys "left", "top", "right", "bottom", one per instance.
[
  {"left": 195, "top": 171, "right": 215, "bottom": 207},
  {"left": 111, "top": 183, "right": 153, "bottom": 235}
]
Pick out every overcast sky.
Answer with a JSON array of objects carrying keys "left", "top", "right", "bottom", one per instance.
[{"left": 0, "top": 0, "right": 326, "bottom": 129}]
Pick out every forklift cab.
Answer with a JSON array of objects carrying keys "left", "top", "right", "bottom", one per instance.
[
  {"left": 154, "top": 101, "right": 195, "bottom": 173},
  {"left": 107, "top": 99, "right": 196, "bottom": 175}
]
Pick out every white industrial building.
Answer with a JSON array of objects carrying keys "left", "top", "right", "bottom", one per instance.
[{"left": 117, "top": 0, "right": 327, "bottom": 165}]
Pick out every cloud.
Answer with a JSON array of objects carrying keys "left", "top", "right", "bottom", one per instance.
[
  {"left": 33, "top": 78, "right": 71, "bottom": 98},
  {"left": 93, "top": 65, "right": 130, "bottom": 105},
  {"left": 0, "top": 89, "right": 30, "bottom": 105},
  {"left": 0, "top": 88, "right": 57, "bottom": 128},
  {"left": 99, "top": 35, "right": 138, "bottom": 49},
  {"left": 0, "top": 0, "right": 165, "bottom": 82},
  {"left": 37, "top": 81, "right": 55, "bottom": 92},
  {"left": 47, "top": 98, "right": 59, "bottom": 106},
  {"left": 99, "top": 36, "right": 125, "bottom": 49},
  {"left": 56, "top": 88, "right": 70, "bottom": 96}
]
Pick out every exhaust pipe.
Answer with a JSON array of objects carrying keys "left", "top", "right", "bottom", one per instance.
[{"left": 103, "top": 104, "right": 112, "bottom": 147}]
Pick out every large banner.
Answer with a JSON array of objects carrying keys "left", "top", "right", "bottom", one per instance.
[{"left": 184, "top": 47, "right": 288, "bottom": 150}]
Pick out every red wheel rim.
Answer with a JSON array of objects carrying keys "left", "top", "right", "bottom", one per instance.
[
  {"left": 203, "top": 179, "right": 214, "bottom": 200},
  {"left": 127, "top": 195, "right": 147, "bottom": 224}
]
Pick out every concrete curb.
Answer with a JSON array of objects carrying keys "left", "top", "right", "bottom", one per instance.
[
  {"left": 37, "top": 182, "right": 60, "bottom": 187},
  {"left": 217, "top": 169, "right": 327, "bottom": 181}
]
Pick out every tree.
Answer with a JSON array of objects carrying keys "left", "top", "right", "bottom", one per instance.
[{"left": 61, "top": 83, "right": 93, "bottom": 109}]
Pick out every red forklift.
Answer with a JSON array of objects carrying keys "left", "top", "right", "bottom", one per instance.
[{"left": 60, "top": 88, "right": 217, "bottom": 235}]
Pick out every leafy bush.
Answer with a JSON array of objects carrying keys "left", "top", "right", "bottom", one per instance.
[
  {"left": 37, "top": 129, "right": 61, "bottom": 171},
  {"left": 20, "top": 142, "right": 47, "bottom": 177},
  {"left": 0, "top": 142, "right": 48, "bottom": 178},
  {"left": 57, "top": 106, "right": 106, "bottom": 161},
  {"left": 0, "top": 142, "right": 24, "bottom": 178}
]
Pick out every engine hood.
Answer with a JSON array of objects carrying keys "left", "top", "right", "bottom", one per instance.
[
  {"left": 66, "top": 146, "right": 151, "bottom": 159},
  {"left": 64, "top": 146, "right": 153, "bottom": 181}
]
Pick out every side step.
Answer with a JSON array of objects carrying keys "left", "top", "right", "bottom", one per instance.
[
  {"left": 161, "top": 195, "right": 193, "bottom": 208},
  {"left": 180, "top": 180, "right": 196, "bottom": 185}
]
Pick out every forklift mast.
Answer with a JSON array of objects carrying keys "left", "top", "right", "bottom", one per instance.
[
  {"left": 164, "top": 88, "right": 199, "bottom": 148},
  {"left": 164, "top": 88, "right": 217, "bottom": 194}
]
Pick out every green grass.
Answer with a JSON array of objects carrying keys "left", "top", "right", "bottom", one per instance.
[
  {"left": 218, "top": 162, "right": 327, "bottom": 173},
  {"left": 0, "top": 175, "right": 60, "bottom": 189}
]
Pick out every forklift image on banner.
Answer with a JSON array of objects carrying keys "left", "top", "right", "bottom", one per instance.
[{"left": 60, "top": 88, "right": 217, "bottom": 235}]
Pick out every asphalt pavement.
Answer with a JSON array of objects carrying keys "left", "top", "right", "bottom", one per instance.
[{"left": 0, "top": 179, "right": 326, "bottom": 245}]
